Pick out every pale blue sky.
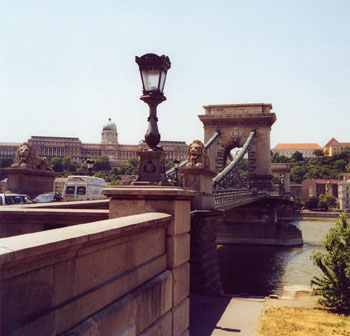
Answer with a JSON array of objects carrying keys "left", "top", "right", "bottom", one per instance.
[{"left": 1, "top": 0, "right": 349, "bottom": 148}]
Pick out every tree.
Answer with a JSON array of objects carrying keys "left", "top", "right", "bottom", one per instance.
[
  {"left": 118, "top": 158, "right": 139, "bottom": 175},
  {"left": 304, "top": 196, "right": 319, "bottom": 210},
  {"left": 290, "top": 165, "right": 308, "bottom": 183},
  {"left": 271, "top": 152, "right": 290, "bottom": 163},
  {"left": 318, "top": 194, "right": 337, "bottom": 210},
  {"left": 290, "top": 151, "right": 304, "bottom": 163},
  {"left": 93, "top": 156, "right": 111, "bottom": 172},
  {"left": 62, "top": 156, "right": 75, "bottom": 172},
  {"left": 334, "top": 159, "right": 347, "bottom": 172},
  {"left": 313, "top": 149, "right": 324, "bottom": 158},
  {"left": 49, "top": 157, "right": 63, "bottom": 172},
  {"left": 311, "top": 214, "right": 350, "bottom": 312}
]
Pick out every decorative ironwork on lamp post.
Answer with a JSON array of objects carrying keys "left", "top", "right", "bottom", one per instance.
[
  {"left": 135, "top": 53, "right": 171, "bottom": 149},
  {"left": 173, "top": 159, "right": 180, "bottom": 186},
  {"left": 135, "top": 53, "right": 171, "bottom": 184},
  {"left": 86, "top": 159, "right": 94, "bottom": 176}
]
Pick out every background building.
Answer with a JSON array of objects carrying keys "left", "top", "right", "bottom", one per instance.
[
  {"left": 324, "top": 138, "right": 350, "bottom": 156},
  {"left": 272, "top": 143, "right": 323, "bottom": 159},
  {"left": 301, "top": 178, "right": 340, "bottom": 201},
  {"left": 0, "top": 118, "right": 188, "bottom": 167},
  {"left": 338, "top": 179, "right": 350, "bottom": 211}
]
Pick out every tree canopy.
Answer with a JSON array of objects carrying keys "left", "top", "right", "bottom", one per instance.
[
  {"left": 272, "top": 149, "right": 350, "bottom": 183},
  {"left": 312, "top": 214, "right": 350, "bottom": 312}
]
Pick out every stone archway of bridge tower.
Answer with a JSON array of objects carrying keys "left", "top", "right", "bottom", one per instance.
[
  {"left": 216, "top": 129, "right": 257, "bottom": 176},
  {"left": 199, "top": 104, "right": 276, "bottom": 190}
]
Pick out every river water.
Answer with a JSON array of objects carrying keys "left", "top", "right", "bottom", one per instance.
[{"left": 217, "top": 218, "right": 336, "bottom": 297}]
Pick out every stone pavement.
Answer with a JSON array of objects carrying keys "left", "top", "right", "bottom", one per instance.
[
  {"left": 190, "top": 294, "right": 265, "bottom": 336},
  {"left": 190, "top": 286, "right": 317, "bottom": 336}
]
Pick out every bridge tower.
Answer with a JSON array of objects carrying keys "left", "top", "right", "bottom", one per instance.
[{"left": 199, "top": 103, "right": 276, "bottom": 190}]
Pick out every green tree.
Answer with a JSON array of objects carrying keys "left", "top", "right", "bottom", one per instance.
[
  {"left": 318, "top": 194, "right": 337, "bottom": 210},
  {"left": 271, "top": 152, "right": 290, "bottom": 163},
  {"left": 62, "top": 156, "right": 75, "bottom": 172},
  {"left": 94, "top": 171, "right": 109, "bottom": 180},
  {"left": 49, "top": 157, "right": 63, "bottom": 172},
  {"left": 293, "top": 196, "right": 302, "bottom": 210},
  {"left": 290, "top": 151, "right": 304, "bottom": 163},
  {"left": 311, "top": 214, "right": 350, "bottom": 312},
  {"left": 313, "top": 149, "right": 324, "bottom": 158},
  {"left": 304, "top": 196, "right": 319, "bottom": 210},
  {"left": 334, "top": 159, "right": 347, "bottom": 172},
  {"left": 290, "top": 165, "right": 308, "bottom": 183},
  {"left": 118, "top": 158, "right": 139, "bottom": 175},
  {"left": 93, "top": 156, "right": 111, "bottom": 172}
]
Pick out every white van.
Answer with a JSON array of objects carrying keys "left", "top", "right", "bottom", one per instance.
[{"left": 62, "top": 176, "right": 107, "bottom": 201}]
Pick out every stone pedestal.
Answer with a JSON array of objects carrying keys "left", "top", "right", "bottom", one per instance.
[
  {"left": 103, "top": 186, "right": 196, "bottom": 336},
  {"left": 4, "top": 168, "right": 57, "bottom": 199},
  {"left": 180, "top": 167, "right": 216, "bottom": 210},
  {"left": 136, "top": 150, "right": 167, "bottom": 185}
]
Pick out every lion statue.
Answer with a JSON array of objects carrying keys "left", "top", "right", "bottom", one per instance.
[
  {"left": 11, "top": 143, "right": 52, "bottom": 171},
  {"left": 185, "top": 140, "right": 210, "bottom": 169}
]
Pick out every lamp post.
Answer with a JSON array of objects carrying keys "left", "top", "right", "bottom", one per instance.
[
  {"left": 135, "top": 53, "right": 171, "bottom": 184},
  {"left": 173, "top": 159, "right": 180, "bottom": 186},
  {"left": 86, "top": 159, "right": 94, "bottom": 176}
]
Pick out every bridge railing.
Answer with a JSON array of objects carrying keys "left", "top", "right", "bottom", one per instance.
[
  {"left": 213, "top": 188, "right": 253, "bottom": 206},
  {"left": 212, "top": 130, "right": 256, "bottom": 189}
]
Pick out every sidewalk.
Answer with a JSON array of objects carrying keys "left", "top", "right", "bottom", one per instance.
[
  {"left": 190, "top": 294, "right": 265, "bottom": 336},
  {"left": 190, "top": 286, "right": 317, "bottom": 336}
]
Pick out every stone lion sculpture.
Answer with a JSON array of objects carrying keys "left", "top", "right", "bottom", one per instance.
[
  {"left": 185, "top": 140, "right": 210, "bottom": 169},
  {"left": 11, "top": 142, "right": 52, "bottom": 171}
]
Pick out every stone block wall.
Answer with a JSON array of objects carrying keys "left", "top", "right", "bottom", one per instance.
[
  {"left": 0, "top": 186, "right": 195, "bottom": 335},
  {"left": 0, "top": 212, "right": 178, "bottom": 335},
  {"left": 190, "top": 211, "right": 223, "bottom": 295}
]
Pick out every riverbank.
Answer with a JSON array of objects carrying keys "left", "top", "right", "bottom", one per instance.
[
  {"left": 299, "top": 210, "right": 348, "bottom": 219},
  {"left": 190, "top": 286, "right": 319, "bottom": 336}
]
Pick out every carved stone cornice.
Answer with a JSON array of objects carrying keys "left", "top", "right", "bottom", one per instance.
[{"left": 198, "top": 113, "right": 276, "bottom": 127}]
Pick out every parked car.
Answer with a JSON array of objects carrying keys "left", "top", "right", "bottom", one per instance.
[
  {"left": 0, "top": 193, "right": 33, "bottom": 206},
  {"left": 33, "top": 192, "right": 61, "bottom": 203}
]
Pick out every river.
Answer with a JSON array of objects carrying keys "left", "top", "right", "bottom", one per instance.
[{"left": 217, "top": 218, "right": 336, "bottom": 297}]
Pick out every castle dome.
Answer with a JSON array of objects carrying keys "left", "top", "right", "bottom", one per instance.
[{"left": 103, "top": 118, "right": 117, "bottom": 132}]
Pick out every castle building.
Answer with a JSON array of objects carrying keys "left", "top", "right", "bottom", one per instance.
[{"left": 0, "top": 118, "right": 188, "bottom": 166}]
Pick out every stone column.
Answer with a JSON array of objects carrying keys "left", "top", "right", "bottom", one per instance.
[
  {"left": 103, "top": 186, "right": 196, "bottom": 336},
  {"left": 180, "top": 167, "right": 216, "bottom": 210},
  {"left": 180, "top": 167, "right": 223, "bottom": 295}
]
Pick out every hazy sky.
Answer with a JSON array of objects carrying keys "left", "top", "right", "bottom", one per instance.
[{"left": 1, "top": 0, "right": 349, "bottom": 148}]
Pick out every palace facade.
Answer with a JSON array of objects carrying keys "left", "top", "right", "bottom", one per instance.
[{"left": 0, "top": 118, "right": 188, "bottom": 166}]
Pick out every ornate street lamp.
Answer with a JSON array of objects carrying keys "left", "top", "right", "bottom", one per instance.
[
  {"left": 135, "top": 53, "right": 171, "bottom": 149},
  {"left": 86, "top": 159, "right": 94, "bottom": 176},
  {"left": 135, "top": 53, "right": 171, "bottom": 184},
  {"left": 173, "top": 159, "right": 180, "bottom": 186}
]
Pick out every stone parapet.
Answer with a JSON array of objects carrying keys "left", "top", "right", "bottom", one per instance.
[
  {"left": 0, "top": 207, "right": 109, "bottom": 238},
  {"left": 0, "top": 212, "right": 172, "bottom": 335}
]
